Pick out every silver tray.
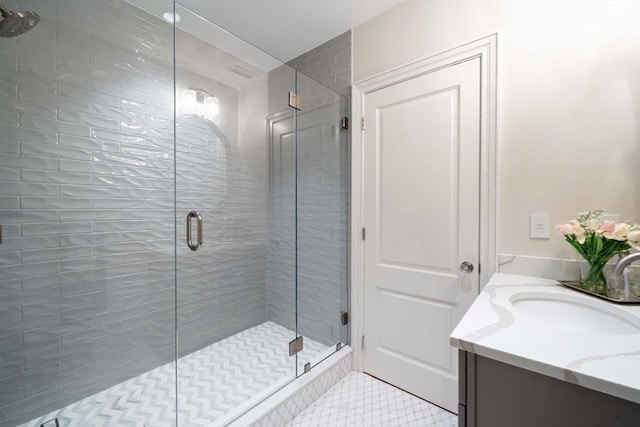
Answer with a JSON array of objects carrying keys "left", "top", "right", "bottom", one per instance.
[{"left": 558, "top": 280, "right": 640, "bottom": 304}]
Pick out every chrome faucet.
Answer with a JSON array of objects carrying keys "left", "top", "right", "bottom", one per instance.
[
  {"left": 612, "top": 252, "right": 640, "bottom": 299},
  {"left": 612, "top": 252, "right": 640, "bottom": 276}
]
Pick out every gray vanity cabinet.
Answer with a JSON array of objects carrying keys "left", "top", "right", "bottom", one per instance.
[{"left": 458, "top": 350, "right": 640, "bottom": 427}]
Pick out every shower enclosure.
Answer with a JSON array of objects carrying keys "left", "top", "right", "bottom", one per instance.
[{"left": 0, "top": 1, "right": 349, "bottom": 426}]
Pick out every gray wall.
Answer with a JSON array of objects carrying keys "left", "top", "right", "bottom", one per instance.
[
  {"left": 287, "top": 31, "right": 352, "bottom": 98},
  {"left": 0, "top": 1, "right": 269, "bottom": 425},
  {"left": 0, "top": 3, "right": 175, "bottom": 425},
  {"left": 174, "top": 21, "right": 270, "bottom": 358},
  {"left": 266, "top": 31, "right": 351, "bottom": 348}
]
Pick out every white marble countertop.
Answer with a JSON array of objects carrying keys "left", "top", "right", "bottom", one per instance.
[{"left": 450, "top": 273, "right": 640, "bottom": 404}]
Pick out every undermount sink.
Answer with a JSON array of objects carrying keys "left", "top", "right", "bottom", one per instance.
[{"left": 510, "top": 292, "right": 640, "bottom": 335}]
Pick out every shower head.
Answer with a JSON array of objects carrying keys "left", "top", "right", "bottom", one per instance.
[{"left": 0, "top": 3, "right": 39, "bottom": 38}]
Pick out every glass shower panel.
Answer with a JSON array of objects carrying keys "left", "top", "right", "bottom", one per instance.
[
  {"left": 0, "top": 1, "right": 176, "bottom": 426},
  {"left": 173, "top": 4, "right": 297, "bottom": 425},
  {"left": 294, "top": 72, "right": 350, "bottom": 372}
]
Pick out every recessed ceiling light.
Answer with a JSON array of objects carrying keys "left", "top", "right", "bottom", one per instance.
[{"left": 162, "top": 12, "right": 181, "bottom": 23}]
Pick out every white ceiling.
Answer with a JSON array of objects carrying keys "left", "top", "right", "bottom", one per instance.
[
  {"left": 176, "top": 0, "right": 403, "bottom": 63},
  {"left": 129, "top": 0, "right": 403, "bottom": 69}
]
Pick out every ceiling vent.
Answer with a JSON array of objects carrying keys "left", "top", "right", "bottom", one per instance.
[{"left": 229, "top": 65, "right": 256, "bottom": 80}]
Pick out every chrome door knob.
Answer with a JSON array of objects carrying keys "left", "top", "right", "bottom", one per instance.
[{"left": 459, "top": 261, "right": 474, "bottom": 274}]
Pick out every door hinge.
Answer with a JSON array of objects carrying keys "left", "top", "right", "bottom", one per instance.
[
  {"left": 362, "top": 227, "right": 366, "bottom": 241},
  {"left": 361, "top": 116, "right": 365, "bottom": 131},
  {"left": 289, "top": 336, "right": 304, "bottom": 356},
  {"left": 288, "top": 91, "right": 302, "bottom": 110},
  {"left": 361, "top": 335, "right": 365, "bottom": 350},
  {"left": 341, "top": 311, "right": 349, "bottom": 326},
  {"left": 341, "top": 116, "right": 349, "bottom": 130}
]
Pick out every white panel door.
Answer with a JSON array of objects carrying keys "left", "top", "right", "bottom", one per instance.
[{"left": 362, "top": 57, "right": 481, "bottom": 413}]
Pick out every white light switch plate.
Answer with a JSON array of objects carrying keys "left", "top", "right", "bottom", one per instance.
[{"left": 530, "top": 214, "right": 550, "bottom": 239}]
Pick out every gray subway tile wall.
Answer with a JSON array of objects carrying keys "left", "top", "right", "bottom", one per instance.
[
  {"left": 0, "top": 2, "right": 177, "bottom": 424},
  {"left": 0, "top": 1, "right": 272, "bottom": 425},
  {"left": 287, "top": 31, "right": 352, "bottom": 98},
  {"left": 173, "top": 30, "right": 271, "bottom": 353}
]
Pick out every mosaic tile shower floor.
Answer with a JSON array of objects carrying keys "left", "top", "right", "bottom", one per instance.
[
  {"left": 19, "top": 322, "right": 328, "bottom": 427},
  {"left": 286, "top": 372, "right": 458, "bottom": 427}
]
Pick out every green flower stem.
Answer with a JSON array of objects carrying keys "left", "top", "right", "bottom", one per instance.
[
  {"left": 564, "top": 234, "right": 631, "bottom": 296},
  {"left": 582, "top": 258, "right": 608, "bottom": 294}
]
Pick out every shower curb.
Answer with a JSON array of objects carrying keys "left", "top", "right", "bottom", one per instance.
[{"left": 229, "top": 346, "right": 353, "bottom": 427}]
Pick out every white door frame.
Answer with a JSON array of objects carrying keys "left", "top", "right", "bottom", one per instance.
[{"left": 350, "top": 34, "right": 498, "bottom": 371}]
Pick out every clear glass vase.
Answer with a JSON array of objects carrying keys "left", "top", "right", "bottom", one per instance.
[{"left": 578, "top": 259, "right": 613, "bottom": 296}]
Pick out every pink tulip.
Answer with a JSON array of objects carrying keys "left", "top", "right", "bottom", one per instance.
[
  {"left": 568, "top": 220, "right": 585, "bottom": 239},
  {"left": 601, "top": 220, "right": 616, "bottom": 233},
  {"left": 555, "top": 224, "right": 568, "bottom": 235},
  {"left": 604, "top": 223, "right": 630, "bottom": 241}
]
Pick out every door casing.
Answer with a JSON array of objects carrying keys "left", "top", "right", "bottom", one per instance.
[{"left": 350, "top": 34, "right": 498, "bottom": 372}]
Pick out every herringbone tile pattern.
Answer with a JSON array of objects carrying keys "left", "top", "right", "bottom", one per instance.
[{"left": 19, "top": 322, "right": 329, "bottom": 427}]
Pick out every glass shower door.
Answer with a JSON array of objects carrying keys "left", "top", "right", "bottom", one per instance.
[
  {"left": 266, "top": 71, "right": 349, "bottom": 375},
  {"left": 173, "top": 4, "right": 297, "bottom": 425},
  {"left": 294, "top": 72, "right": 350, "bottom": 373}
]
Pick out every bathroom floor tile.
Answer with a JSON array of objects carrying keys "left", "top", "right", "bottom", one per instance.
[
  {"left": 285, "top": 372, "right": 457, "bottom": 427},
  {"left": 18, "top": 322, "right": 328, "bottom": 427}
]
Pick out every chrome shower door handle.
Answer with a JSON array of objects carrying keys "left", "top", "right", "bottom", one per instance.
[{"left": 186, "top": 211, "right": 203, "bottom": 251}]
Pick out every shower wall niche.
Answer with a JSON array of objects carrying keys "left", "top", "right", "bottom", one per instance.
[{"left": 0, "top": 1, "right": 349, "bottom": 426}]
